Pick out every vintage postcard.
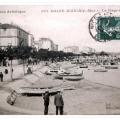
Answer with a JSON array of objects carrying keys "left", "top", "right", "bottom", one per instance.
[{"left": 0, "top": 5, "right": 120, "bottom": 115}]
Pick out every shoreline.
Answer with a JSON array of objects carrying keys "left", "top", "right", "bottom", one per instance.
[{"left": 1, "top": 62, "right": 120, "bottom": 114}]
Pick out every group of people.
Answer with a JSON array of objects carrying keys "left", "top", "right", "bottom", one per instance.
[{"left": 43, "top": 91, "right": 64, "bottom": 115}]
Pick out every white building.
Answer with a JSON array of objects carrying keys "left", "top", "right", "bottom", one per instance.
[
  {"left": 63, "top": 46, "right": 79, "bottom": 54},
  {"left": 53, "top": 44, "right": 58, "bottom": 51},
  {"left": 81, "top": 47, "right": 96, "bottom": 54},
  {"left": 28, "top": 34, "right": 34, "bottom": 47},
  {"left": 33, "top": 41, "right": 39, "bottom": 51},
  {"left": 38, "top": 38, "right": 58, "bottom": 51},
  {"left": 0, "top": 23, "right": 29, "bottom": 47}
]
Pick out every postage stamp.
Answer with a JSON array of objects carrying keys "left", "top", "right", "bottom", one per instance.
[{"left": 89, "top": 12, "right": 120, "bottom": 42}]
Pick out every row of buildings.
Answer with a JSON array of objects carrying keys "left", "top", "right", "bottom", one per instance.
[
  {"left": 0, "top": 23, "right": 96, "bottom": 54},
  {"left": 0, "top": 23, "right": 58, "bottom": 51},
  {"left": 63, "top": 46, "right": 96, "bottom": 54}
]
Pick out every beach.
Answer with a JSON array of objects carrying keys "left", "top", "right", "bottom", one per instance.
[{"left": 0, "top": 61, "right": 120, "bottom": 114}]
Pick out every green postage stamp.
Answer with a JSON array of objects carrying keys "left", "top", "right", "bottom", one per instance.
[
  {"left": 89, "top": 12, "right": 120, "bottom": 42},
  {"left": 97, "top": 17, "right": 120, "bottom": 41}
]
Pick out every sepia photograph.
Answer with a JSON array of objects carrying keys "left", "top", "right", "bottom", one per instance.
[{"left": 0, "top": 5, "right": 120, "bottom": 115}]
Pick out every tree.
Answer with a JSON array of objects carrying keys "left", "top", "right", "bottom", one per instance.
[
  {"left": 99, "top": 51, "right": 109, "bottom": 56},
  {"left": 38, "top": 49, "right": 49, "bottom": 61},
  {"left": 0, "top": 48, "right": 5, "bottom": 66},
  {"left": 6, "top": 46, "right": 15, "bottom": 80},
  {"left": 16, "top": 46, "right": 32, "bottom": 75}
]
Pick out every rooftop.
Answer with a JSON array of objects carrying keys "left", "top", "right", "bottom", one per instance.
[{"left": 0, "top": 23, "right": 29, "bottom": 34}]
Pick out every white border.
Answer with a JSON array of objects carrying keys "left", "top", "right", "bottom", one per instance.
[
  {"left": 1, "top": 115, "right": 120, "bottom": 120},
  {"left": 0, "top": 0, "right": 120, "bottom": 5},
  {"left": 0, "top": 0, "right": 120, "bottom": 120}
]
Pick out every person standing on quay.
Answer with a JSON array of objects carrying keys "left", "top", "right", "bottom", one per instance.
[
  {"left": 0, "top": 72, "right": 3, "bottom": 82},
  {"left": 43, "top": 91, "right": 50, "bottom": 115},
  {"left": 54, "top": 91, "right": 64, "bottom": 115}
]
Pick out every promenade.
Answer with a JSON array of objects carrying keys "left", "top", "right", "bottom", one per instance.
[{"left": 0, "top": 62, "right": 120, "bottom": 115}]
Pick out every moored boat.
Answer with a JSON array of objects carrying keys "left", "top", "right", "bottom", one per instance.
[
  {"left": 79, "top": 64, "right": 88, "bottom": 68},
  {"left": 105, "top": 65, "right": 118, "bottom": 69},
  {"left": 94, "top": 69, "right": 108, "bottom": 72},
  {"left": 59, "top": 70, "right": 83, "bottom": 77},
  {"left": 64, "top": 76, "right": 84, "bottom": 81}
]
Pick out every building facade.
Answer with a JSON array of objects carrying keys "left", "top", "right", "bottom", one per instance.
[
  {"left": 81, "top": 47, "right": 96, "bottom": 54},
  {"left": 63, "top": 46, "right": 79, "bottom": 54},
  {"left": 53, "top": 44, "right": 58, "bottom": 51},
  {"left": 38, "top": 38, "right": 58, "bottom": 51},
  {"left": 0, "top": 23, "right": 29, "bottom": 47},
  {"left": 28, "top": 34, "right": 34, "bottom": 47},
  {"left": 33, "top": 41, "right": 39, "bottom": 51}
]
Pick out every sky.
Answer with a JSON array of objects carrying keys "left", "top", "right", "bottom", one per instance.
[{"left": 0, "top": 5, "right": 120, "bottom": 52}]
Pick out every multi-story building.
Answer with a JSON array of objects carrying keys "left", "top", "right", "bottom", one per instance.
[
  {"left": 33, "top": 41, "right": 39, "bottom": 51},
  {"left": 63, "top": 46, "right": 79, "bottom": 54},
  {"left": 53, "top": 44, "right": 58, "bottom": 51},
  {"left": 38, "top": 38, "right": 58, "bottom": 51},
  {"left": 81, "top": 47, "right": 96, "bottom": 54},
  {"left": 0, "top": 23, "right": 29, "bottom": 47},
  {"left": 28, "top": 34, "right": 34, "bottom": 47}
]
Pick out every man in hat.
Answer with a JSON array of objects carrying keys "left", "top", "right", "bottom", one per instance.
[
  {"left": 54, "top": 91, "right": 64, "bottom": 115},
  {"left": 43, "top": 91, "right": 50, "bottom": 115}
]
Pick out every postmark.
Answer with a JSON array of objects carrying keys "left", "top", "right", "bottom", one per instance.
[{"left": 89, "top": 12, "right": 120, "bottom": 42}]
